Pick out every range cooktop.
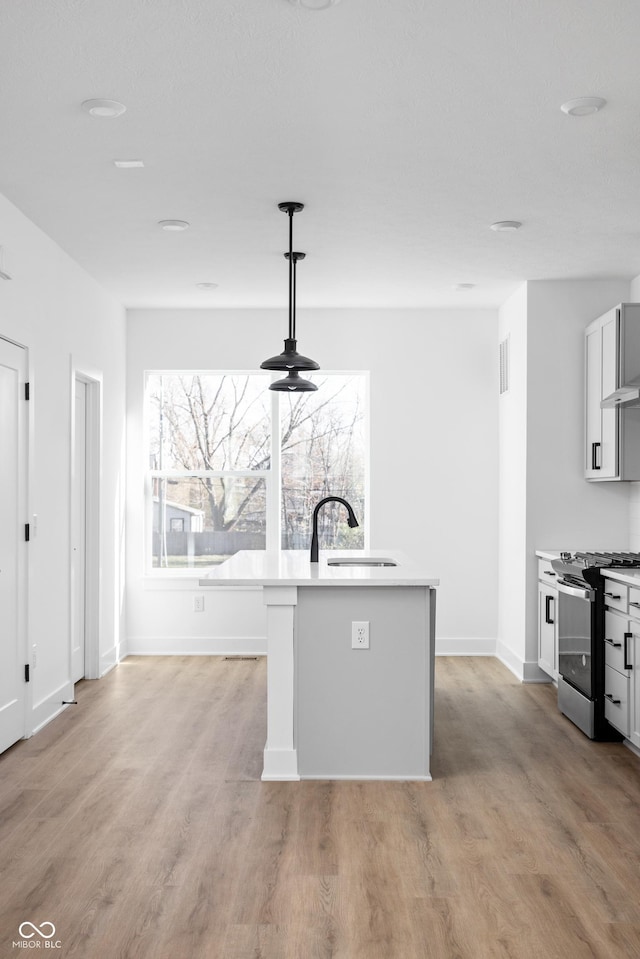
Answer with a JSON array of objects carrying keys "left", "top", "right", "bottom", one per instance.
[{"left": 562, "top": 551, "right": 640, "bottom": 569}]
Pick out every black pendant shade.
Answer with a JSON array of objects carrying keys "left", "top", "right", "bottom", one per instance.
[
  {"left": 260, "top": 337, "right": 319, "bottom": 372},
  {"left": 260, "top": 202, "right": 320, "bottom": 389},
  {"left": 270, "top": 371, "right": 318, "bottom": 392}
]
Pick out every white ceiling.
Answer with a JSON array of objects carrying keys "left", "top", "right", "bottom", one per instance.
[{"left": 1, "top": 0, "right": 640, "bottom": 309}]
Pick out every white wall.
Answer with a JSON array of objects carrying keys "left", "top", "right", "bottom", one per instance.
[
  {"left": 126, "top": 307, "right": 499, "bottom": 655},
  {"left": 498, "top": 279, "right": 631, "bottom": 680},
  {"left": 0, "top": 193, "right": 127, "bottom": 733}
]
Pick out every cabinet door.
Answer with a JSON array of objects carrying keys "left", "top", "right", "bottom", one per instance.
[
  {"left": 585, "top": 322, "right": 603, "bottom": 478},
  {"left": 538, "top": 583, "right": 557, "bottom": 679},
  {"left": 628, "top": 623, "right": 640, "bottom": 749},
  {"left": 600, "top": 310, "right": 619, "bottom": 477},
  {"left": 585, "top": 312, "right": 619, "bottom": 479}
]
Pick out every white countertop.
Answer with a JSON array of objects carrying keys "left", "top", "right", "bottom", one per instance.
[
  {"left": 199, "top": 549, "right": 440, "bottom": 588},
  {"left": 536, "top": 549, "right": 561, "bottom": 561},
  {"left": 600, "top": 568, "right": 640, "bottom": 587}
]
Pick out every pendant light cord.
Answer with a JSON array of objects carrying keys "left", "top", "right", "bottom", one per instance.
[
  {"left": 260, "top": 200, "right": 318, "bottom": 388},
  {"left": 288, "top": 209, "right": 295, "bottom": 340},
  {"left": 291, "top": 251, "right": 298, "bottom": 343}
]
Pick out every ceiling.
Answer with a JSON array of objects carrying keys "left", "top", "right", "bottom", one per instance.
[{"left": 1, "top": 0, "right": 640, "bottom": 309}]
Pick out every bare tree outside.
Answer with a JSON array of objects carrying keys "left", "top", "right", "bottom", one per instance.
[
  {"left": 280, "top": 377, "right": 365, "bottom": 549},
  {"left": 147, "top": 373, "right": 366, "bottom": 568}
]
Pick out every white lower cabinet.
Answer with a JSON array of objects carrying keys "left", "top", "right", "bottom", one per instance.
[
  {"left": 538, "top": 578, "right": 558, "bottom": 680},
  {"left": 604, "top": 665, "right": 630, "bottom": 737},
  {"left": 602, "top": 581, "right": 638, "bottom": 744},
  {"left": 628, "top": 588, "right": 640, "bottom": 750}
]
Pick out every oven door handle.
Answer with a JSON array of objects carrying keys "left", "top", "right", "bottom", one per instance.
[{"left": 556, "top": 578, "right": 594, "bottom": 600}]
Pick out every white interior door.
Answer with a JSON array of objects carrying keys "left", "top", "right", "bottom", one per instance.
[
  {"left": 71, "top": 378, "right": 87, "bottom": 682},
  {"left": 0, "top": 338, "right": 27, "bottom": 754}
]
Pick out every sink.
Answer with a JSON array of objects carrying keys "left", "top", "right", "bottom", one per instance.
[{"left": 327, "top": 557, "right": 397, "bottom": 567}]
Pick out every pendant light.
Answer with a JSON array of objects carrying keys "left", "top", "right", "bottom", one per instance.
[{"left": 260, "top": 201, "right": 319, "bottom": 392}]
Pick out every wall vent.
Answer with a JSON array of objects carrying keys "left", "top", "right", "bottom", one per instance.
[{"left": 499, "top": 335, "right": 510, "bottom": 394}]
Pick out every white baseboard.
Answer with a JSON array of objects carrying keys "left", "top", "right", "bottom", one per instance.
[
  {"left": 99, "top": 640, "right": 127, "bottom": 677},
  {"left": 435, "top": 636, "right": 496, "bottom": 656},
  {"left": 522, "top": 661, "right": 553, "bottom": 683},
  {"left": 126, "top": 635, "right": 267, "bottom": 656},
  {"left": 31, "top": 679, "right": 75, "bottom": 735},
  {"left": 127, "top": 635, "right": 493, "bottom": 658},
  {"left": 495, "top": 641, "right": 551, "bottom": 683},
  {"left": 624, "top": 739, "right": 640, "bottom": 760},
  {"left": 262, "top": 746, "right": 300, "bottom": 781},
  {"left": 495, "top": 641, "right": 524, "bottom": 680},
  {"left": 300, "top": 773, "right": 432, "bottom": 781}
]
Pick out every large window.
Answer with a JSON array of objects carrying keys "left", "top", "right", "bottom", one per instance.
[{"left": 145, "top": 372, "right": 367, "bottom": 570}]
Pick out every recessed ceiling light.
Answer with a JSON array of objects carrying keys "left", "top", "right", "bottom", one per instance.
[
  {"left": 287, "top": 0, "right": 341, "bottom": 9},
  {"left": 81, "top": 98, "right": 127, "bottom": 119},
  {"left": 490, "top": 221, "right": 522, "bottom": 232},
  {"left": 196, "top": 282, "right": 219, "bottom": 290},
  {"left": 158, "top": 220, "right": 190, "bottom": 232},
  {"left": 560, "top": 97, "right": 606, "bottom": 117},
  {"left": 114, "top": 159, "right": 144, "bottom": 168},
  {"left": 453, "top": 283, "right": 475, "bottom": 291}
]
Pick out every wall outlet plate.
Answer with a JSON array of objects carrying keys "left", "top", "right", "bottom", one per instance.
[
  {"left": 193, "top": 595, "right": 205, "bottom": 612},
  {"left": 351, "top": 621, "right": 369, "bottom": 649}
]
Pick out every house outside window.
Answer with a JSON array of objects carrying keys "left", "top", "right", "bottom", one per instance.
[{"left": 145, "top": 371, "right": 367, "bottom": 570}]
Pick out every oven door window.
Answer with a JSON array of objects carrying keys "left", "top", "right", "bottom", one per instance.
[{"left": 557, "top": 589, "right": 592, "bottom": 698}]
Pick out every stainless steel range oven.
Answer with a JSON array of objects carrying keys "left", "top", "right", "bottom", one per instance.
[{"left": 550, "top": 551, "right": 640, "bottom": 740}]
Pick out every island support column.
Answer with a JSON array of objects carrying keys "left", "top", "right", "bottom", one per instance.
[{"left": 262, "top": 585, "right": 299, "bottom": 781}]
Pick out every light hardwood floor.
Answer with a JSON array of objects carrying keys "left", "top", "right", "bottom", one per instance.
[{"left": 1, "top": 656, "right": 640, "bottom": 958}]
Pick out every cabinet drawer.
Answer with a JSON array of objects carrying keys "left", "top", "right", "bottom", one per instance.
[
  {"left": 603, "top": 611, "right": 632, "bottom": 675},
  {"left": 604, "top": 665, "right": 630, "bottom": 737},
  {"left": 602, "top": 579, "right": 628, "bottom": 612},
  {"left": 538, "top": 559, "right": 559, "bottom": 588},
  {"left": 629, "top": 585, "right": 640, "bottom": 620}
]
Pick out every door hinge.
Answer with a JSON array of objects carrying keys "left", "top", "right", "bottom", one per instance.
[
  {"left": 24, "top": 382, "right": 30, "bottom": 400},
  {"left": 25, "top": 664, "right": 30, "bottom": 683},
  {"left": 25, "top": 523, "right": 30, "bottom": 542}
]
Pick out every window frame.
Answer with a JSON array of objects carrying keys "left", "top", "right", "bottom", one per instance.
[{"left": 143, "top": 369, "right": 369, "bottom": 576}]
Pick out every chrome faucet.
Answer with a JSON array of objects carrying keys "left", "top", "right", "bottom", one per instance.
[{"left": 310, "top": 496, "right": 359, "bottom": 563}]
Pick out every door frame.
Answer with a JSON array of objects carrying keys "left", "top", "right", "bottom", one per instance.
[
  {"left": 0, "top": 334, "right": 30, "bottom": 743},
  {"left": 69, "top": 362, "right": 102, "bottom": 681}
]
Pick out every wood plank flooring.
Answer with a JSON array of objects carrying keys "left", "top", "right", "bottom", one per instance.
[{"left": 1, "top": 655, "right": 640, "bottom": 958}]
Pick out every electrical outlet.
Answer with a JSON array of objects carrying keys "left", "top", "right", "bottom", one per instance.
[
  {"left": 193, "top": 595, "right": 205, "bottom": 613},
  {"left": 351, "top": 621, "right": 369, "bottom": 649}
]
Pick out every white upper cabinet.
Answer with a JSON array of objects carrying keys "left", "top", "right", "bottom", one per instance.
[{"left": 585, "top": 305, "right": 640, "bottom": 481}]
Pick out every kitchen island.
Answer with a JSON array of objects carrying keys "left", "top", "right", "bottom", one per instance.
[{"left": 200, "top": 550, "right": 439, "bottom": 781}]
